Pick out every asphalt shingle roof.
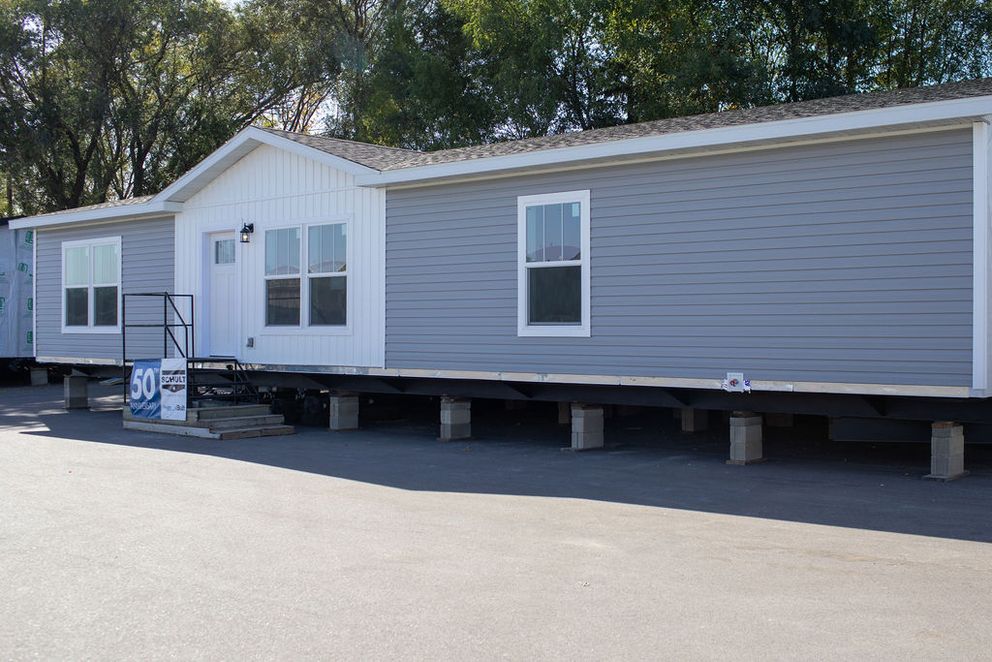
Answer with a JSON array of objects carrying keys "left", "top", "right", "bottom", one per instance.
[
  {"left": 272, "top": 77, "right": 992, "bottom": 172},
  {"left": 23, "top": 78, "right": 992, "bottom": 219},
  {"left": 259, "top": 128, "right": 421, "bottom": 170},
  {"left": 28, "top": 195, "right": 156, "bottom": 218}
]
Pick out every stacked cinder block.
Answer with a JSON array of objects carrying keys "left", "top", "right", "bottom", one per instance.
[
  {"left": 329, "top": 394, "right": 359, "bottom": 431},
  {"left": 570, "top": 403, "right": 604, "bottom": 450},
  {"left": 440, "top": 397, "right": 471, "bottom": 441}
]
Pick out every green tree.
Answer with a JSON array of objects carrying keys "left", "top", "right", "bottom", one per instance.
[{"left": 332, "top": 1, "right": 493, "bottom": 149}]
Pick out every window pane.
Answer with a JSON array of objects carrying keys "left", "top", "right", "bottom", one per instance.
[
  {"left": 215, "top": 239, "right": 235, "bottom": 265},
  {"left": 93, "top": 286, "right": 118, "bottom": 326},
  {"left": 66, "top": 288, "right": 88, "bottom": 326},
  {"left": 265, "top": 228, "right": 300, "bottom": 276},
  {"left": 92, "top": 243, "right": 119, "bottom": 285},
  {"left": 526, "top": 206, "right": 543, "bottom": 262},
  {"left": 310, "top": 276, "right": 346, "bottom": 325},
  {"left": 528, "top": 265, "right": 581, "bottom": 325},
  {"left": 65, "top": 246, "right": 89, "bottom": 287},
  {"left": 266, "top": 278, "right": 300, "bottom": 325},
  {"left": 308, "top": 224, "right": 347, "bottom": 274},
  {"left": 331, "top": 224, "right": 346, "bottom": 273},
  {"left": 563, "top": 202, "right": 581, "bottom": 261},
  {"left": 543, "top": 203, "right": 563, "bottom": 262},
  {"left": 525, "top": 201, "right": 581, "bottom": 263}
]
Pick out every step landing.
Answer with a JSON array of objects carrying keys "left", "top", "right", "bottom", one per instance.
[{"left": 122, "top": 404, "right": 295, "bottom": 440}]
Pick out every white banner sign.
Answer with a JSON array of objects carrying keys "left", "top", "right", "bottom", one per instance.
[{"left": 160, "top": 358, "right": 188, "bottom": 421}]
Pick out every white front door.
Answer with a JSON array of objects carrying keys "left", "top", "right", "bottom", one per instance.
[{"left": 208, "top": 232, "right": 238, "bottom": 357}]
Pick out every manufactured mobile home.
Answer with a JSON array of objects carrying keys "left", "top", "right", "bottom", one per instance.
[{"left": 11, "top": 78, "right": 992, "bottom": 472}]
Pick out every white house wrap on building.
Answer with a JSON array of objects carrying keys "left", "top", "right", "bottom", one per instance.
[{"left": 10, "top": 78, "right": 992, "bottom": 401}]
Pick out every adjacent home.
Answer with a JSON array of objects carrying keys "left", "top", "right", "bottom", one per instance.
[
  {"left": 0, "top": 217, "right": 34, "bottom": 362},
  {"left": 11, "top": 78, "right": 992, "bottom": 476}
]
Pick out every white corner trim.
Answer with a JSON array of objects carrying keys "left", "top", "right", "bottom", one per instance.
[
  {"left": 10, "top": 200, "right": 181, "bottom": 230},
  {"left": 358, "top": 94, "right": 992, "bottom": 186},
  {"left": 974, "top": 119, "right": 992, "bottom": 392},
  {"left": 516, "top": 190, "right": 591, "bottom": 337}
]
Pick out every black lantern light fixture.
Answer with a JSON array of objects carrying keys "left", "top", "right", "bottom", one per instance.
[{"left": 240, "top": 222, "right": 255, "bottom": 243}]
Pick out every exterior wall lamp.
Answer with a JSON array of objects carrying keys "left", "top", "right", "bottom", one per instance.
[{"left": 240, "top": 222, "right": 254, "bottom": 243}]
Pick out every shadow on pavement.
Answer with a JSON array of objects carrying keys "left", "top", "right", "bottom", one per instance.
[{"left": 5, "top": 384, "right": 992, "bottom": 543}]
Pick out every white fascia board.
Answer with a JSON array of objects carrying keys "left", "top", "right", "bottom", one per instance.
[
  {"left": 358, "top": 94, "right": 992, "bottom": 187},
  {"left": 154, "top": 127, "right": 377, "bottom": 203},
  {"left": 9, "top": 200, "right": 181, "bottom": 230}
]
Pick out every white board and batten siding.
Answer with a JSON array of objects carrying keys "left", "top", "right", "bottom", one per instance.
[{"left": 174, "top": 144, "right": 386, "bottom": 368}]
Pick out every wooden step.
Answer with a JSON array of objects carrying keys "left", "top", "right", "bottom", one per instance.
[
  {"left": 215, "top": 425, "right": 296, "bottom": 440},
  {"left": 188, "top": 404, "right": 271, "bottom": 421},
  {"left": 123, "top": 419, "right": 295, "bottom": 440},
  {"left": 206, "top": 415, "right": 285, "bottom": 431}
]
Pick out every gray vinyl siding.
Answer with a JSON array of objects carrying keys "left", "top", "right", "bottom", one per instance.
[
  {"left": 385, "top": 129, "right": 974, "bottom": 387},
  {"left": 36, "top": 217, "right": 175, "bottom": 361}
]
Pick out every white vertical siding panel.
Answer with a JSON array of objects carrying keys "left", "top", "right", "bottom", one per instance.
[{"left": 174, "top": 143, "right": 384, "bottom": 368}]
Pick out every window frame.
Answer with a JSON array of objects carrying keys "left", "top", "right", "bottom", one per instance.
[
  {"left": 517, "top": 190, "right": 591, "bottom": 337},
  {"left": 261, "top": 218, "right": 351, "bottom": 334},
  {"left": 61, "top": 235, "right": 122, "bottom": 334}
]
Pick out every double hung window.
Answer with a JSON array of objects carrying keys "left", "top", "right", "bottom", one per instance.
[
  {"left": 62, "top": 237, "right": 121, "bottom": 332},
  {"left": 517, "top": 191, "right": 590, "bottom": 336}
]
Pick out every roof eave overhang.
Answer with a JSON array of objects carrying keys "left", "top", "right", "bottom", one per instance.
[
  {"left": 9, "top": 200, "right": 182, "bottom": 230},
  {"left": 357, "top": 94, "right": 992, "bottom": 188}
]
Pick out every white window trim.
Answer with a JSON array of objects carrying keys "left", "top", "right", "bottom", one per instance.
[
  {"left": 262, "top": 219, "right": 352, "bottom": 335},
  {"left": 60, "top": 235, "right": 122, "bottom": 334},
  {"left": 517, "top": 190, "right": 591, "bottom": 337}
]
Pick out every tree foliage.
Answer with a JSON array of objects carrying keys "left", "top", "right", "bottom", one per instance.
[{"left": 0, "top": 0, "right": 989, "bottom": 214}]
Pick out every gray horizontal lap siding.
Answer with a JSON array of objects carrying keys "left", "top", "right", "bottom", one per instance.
[
  {"left": 37, "top": 217, "right": 175, "bottom": 361},
  {"left": 385, "top": 129, "right": 974, "bottom": 387}
]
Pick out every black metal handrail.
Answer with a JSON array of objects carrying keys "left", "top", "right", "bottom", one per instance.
[{"left": 121, "top": 292, "right": 195, "bottom": 405}]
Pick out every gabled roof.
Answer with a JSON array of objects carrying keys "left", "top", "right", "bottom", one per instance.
[{"left": 11, "top": 77, "right": 992, "bottom": 228}]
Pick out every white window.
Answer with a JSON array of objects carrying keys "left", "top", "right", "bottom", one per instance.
[
  {"left": 264, "top": 221, "right": 348, "bottom": 328},
  {"left": 61, "top": 236, "right": 121, "bottom": 333},
  {"left": 517, "top": 190, "right": 590, "bottom": 337}
]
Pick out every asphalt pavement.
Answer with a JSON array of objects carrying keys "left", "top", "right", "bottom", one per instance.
[{"left": 2, "top": 384, "right": 991, "bottom": 660}]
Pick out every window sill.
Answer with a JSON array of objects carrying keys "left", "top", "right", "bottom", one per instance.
[
  {"left": 259, "top": 326, "right": 352, "bottom": 337},
  {"left": 61, "top": 326, "right": 121, "bottom": 335},
  {"left": 517, "top": 325, "right": 590, "bottom": 338}
]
